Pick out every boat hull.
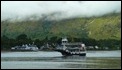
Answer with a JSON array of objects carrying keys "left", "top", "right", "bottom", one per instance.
[
  {"left": 55, "top": 49, "right": 86, "bottom": 56},
  {"left": 11, "top": 49, "right": 38, "bottom": 52}
]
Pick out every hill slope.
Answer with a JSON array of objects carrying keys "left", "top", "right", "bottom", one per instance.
[{"left": 1, "top": 12, "right": 121, "bottom": 40}]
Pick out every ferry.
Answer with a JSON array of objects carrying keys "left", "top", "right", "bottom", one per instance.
[{"left": 55, "top": 38, "right": 86, "bottom": 56}]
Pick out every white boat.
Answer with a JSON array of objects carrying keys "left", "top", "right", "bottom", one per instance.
[
  {"left": 11, "top": 44, "right": 39, "bottom": 51},
  {"left": 55, "top": 38, "right": 86, "bottom": 56}
]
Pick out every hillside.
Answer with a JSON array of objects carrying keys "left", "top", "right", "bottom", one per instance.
[{"left": 1, "top": 12, "right": 121, "bottom": 40}]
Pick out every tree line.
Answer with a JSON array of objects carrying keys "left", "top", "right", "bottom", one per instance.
[{"left": 1, "top": 34, "right": 121, "bottom": 50}]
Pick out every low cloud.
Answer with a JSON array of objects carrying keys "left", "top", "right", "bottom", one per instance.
[{"left": 1, "top": 1, "right": 121, "bottom": 20}]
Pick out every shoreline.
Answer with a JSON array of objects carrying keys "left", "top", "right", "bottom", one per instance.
[{"left": 1, "top": 50, "right": 121, "bottom": 52}]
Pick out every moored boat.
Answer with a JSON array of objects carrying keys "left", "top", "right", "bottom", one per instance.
[{"left": 11, "top": 44, "right": 39, "bottom": 51}]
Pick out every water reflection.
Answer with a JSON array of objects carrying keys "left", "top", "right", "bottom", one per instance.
[
  {"left": 61, "top": 55, "right": 86, "bottom": 61},
  {"left": 60, "top": 56, "right": 87, "bottom": 69},
  {"left": 60, "top": 56, "right": 121, "bottom": 69},
  {"left": 62, "top": 55, "right": 86, "bottom": 59}
]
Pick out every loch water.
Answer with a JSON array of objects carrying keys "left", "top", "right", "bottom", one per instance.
[{"left": 1, "top": 50, "right": 121, "bottom": 69}]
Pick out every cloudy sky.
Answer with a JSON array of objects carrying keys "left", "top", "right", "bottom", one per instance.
[{"left": 1, "top": 1, "right": 121, "bottom": 20}]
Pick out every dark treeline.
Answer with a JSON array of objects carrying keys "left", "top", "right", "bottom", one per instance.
[{"left": 1, "top": 34, "right": 121, "bottom": 50}]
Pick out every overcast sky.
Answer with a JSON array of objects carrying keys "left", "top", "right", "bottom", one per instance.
[{"left": 1, "top": 1, "right": 121, "bottom": 20}]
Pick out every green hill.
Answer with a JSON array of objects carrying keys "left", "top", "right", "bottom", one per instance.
[{"left": 1, "top": 12, "right": 121, "bottom": 40}]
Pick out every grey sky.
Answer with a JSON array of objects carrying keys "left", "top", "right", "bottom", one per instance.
[{"left": 1, "top": 1, "right": 121, "bottom": 20}]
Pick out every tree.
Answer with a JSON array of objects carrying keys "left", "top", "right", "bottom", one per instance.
[
  {"left": 50, "top": 36, "right": 57, "bottom": 43},
  {"left": 34, "top": 39, "right": 42, "bottom": 48},
  {"left": 16, "top": 34, "right": 28, "bottom": 45},
  {"left": 1, "top": 35, "right": 15, "bottom": 50},
  {"left": 16, "top": 34, "right": 28, "bottom": 40}
]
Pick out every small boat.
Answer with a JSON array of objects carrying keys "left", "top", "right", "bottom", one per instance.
[
  {"left": 55, "top": 38, "right": 86, "bottom": 56},
  {"left": 11, "top": 44, "right": 39, "bottom": 51}
]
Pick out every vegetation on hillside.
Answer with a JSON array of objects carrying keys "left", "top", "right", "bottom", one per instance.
[{"left": 1, "top": 12, "right": 121, "bottom": 50}]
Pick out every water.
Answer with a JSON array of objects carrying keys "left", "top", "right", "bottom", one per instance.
[{"left": 1, "top": 50, "right": 121, "bottom": 69}]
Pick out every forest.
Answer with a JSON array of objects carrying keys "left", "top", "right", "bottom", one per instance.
[{"left": 1, "top": 12, "right": 121, "bottom": 50}]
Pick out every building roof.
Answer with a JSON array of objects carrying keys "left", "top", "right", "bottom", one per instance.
[{"left": 62, "top": 38, "right": 68, "bottom": 41}]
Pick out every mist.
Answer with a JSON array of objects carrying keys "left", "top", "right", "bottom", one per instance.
[{"left": 1, "top": 1, "right": 121, "bottom": 20}]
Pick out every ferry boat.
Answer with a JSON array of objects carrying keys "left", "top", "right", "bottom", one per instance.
[{"left": 55, "top": 38, "right": 86, "bottom": 56}]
